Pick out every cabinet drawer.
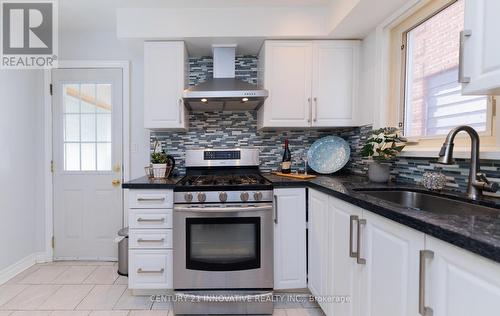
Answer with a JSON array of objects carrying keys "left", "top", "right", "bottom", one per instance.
[
  {"left": 129, "top": 229, "right": 172, "bottom": 249},
  {"left": 129, "top": 190, "right": 173, "bottom": 209},
  {"left": 129, "top": 209, "right": 172, "bottom": 229},
  {"left": 129, "top": 249, "right": 172, "bottom": 289}
]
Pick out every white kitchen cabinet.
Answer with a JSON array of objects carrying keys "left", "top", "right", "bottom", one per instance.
[
  {"left": 257, "top": 41, "right": 313, "bottom": 128},
  {"left": 308, "top": 189, "right": 330, "bottom": 311},
  {"left": 461, "top": 0, "right": 500, "bottom": 95},
  {"left": 327, "top": 196, "right": 363, "bottom": 316},
  {"left": 359, "top": 211, "right": 425, "bottom": 316},
  {"left": 257, "top": 40, "right": 359, "bottom": 129},
  {"left": 312, "top": 41, "right": 359, "bottom": 127},
  {"left": 426, "top": 236, "right": 500, "bottom": 316},
  {"left": 273, "top": 188, "right": 307, "bottom": 290},
  {"left": 144, "top": 41, "right": 188, "bottom": 130}
]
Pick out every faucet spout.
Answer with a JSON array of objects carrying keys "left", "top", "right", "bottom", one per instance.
[{"left": 437, "top": 126, "right": 497, "bottom": 199}]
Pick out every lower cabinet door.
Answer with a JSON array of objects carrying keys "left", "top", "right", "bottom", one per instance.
[
  {"left": 273, "top": 188, "right": 307, "bottom": 289},
  {"left": 360, "top": 212, "right": 425, "bottom": 316},
  {"left": 426, "top": 236, "right": 500, "bottom": 316},
  {"left": 328, "top": 196, "right": 363, "bottom": 316},
  {"left": 129, "top": 249, "right": 173, "bottom": 289}
]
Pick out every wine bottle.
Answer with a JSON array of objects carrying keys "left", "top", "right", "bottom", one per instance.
[{"left": 281, "top": 138, "right": 292, "bottom": 174}]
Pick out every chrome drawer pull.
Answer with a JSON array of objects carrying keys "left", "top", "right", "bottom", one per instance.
[
  {"left": 137, "top": 218, "right": 165, "bottom": 223},
  {"left": 137, "top": 197, "right": 166, "bottom": 202},
  {"left": 137, "top": 268, "right": 164, "bottom": 274},
  {"left": 458, "top": 30, "right": 472, "bottom": 83},
  {"left": 419, "top": 250, "right": 434, "bottom": 316},
  {"left": 356, "top": 218, "right": 366, "bottom": 264},
  {"left": 137, "top": 238, "right": 165, "bottom": 243},
  {"left": 349, "top": 215, "right": 358, "bottom": 258}
]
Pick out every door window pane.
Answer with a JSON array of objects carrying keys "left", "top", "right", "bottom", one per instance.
[
  {"left": 62, "top": 83, "right": 113, "bottom": 171},
  {"left": 403, "top": 0, "right": 488, "bottom": 137}
]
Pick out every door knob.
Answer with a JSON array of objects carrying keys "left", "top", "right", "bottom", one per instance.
[
  {"left": 112, "top": 179, "right": 121, "bottom": 186},
  {"left": 113, "top": 163, "right": 121, "bottom": 172}
]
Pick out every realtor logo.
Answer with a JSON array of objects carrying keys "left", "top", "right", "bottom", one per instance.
[{"left": 1, "top": 0, "right": 58, "bottom": 69}]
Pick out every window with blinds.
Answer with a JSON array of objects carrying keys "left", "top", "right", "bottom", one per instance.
[{"left": 402, "top": 0, "right": 490, "bottom": 138}]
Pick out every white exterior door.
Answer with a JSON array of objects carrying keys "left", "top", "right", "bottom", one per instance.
[
  {"left": 462, "top": 0, "right": 500, "bottom": 95},
  {"left": 52, "top": 68, "right": 123, "bottom": 260},
  {"left": 360, "top": 212, "right": 425, "bottom": 316},
  {"left": 273, "top": 188, "right": 307, "bottom": 290},
  {"left": 312, "top": 41, "right": 359, "bottom": 127},
  {"left": 427, "top": 236, "right": 500, "bottom": 316}
]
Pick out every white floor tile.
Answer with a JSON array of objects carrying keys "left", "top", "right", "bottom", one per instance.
[
  {"left": 10, "top": 312, "right": 51, "bottom": 316},
  {"left": 38, "top": 285, "right": 94, "bottom": 310},
  {"left": 128, "top": 311, "right": 169, "bottom": 316},
  {"left": 0, "top": 311, "right": 13, "bottom": 316},
  {"left": 84, "top": 262, "right": 116, "bottom": 266},
  {"left": 19, "top": 266, "right": 68, "bottom": 284},
  {"left": 272, "top": 310, "right": 287, "bottom": 316},
  {"left": 5, "top": 265, "right": 41, "bottom": 285},
  {"left": 285, "top": 308, "right": 325, "bottom": 316},
  {"left": 52, "top": 261, "right": 90, "bottom": 266},
  {"left": 83, "top": 267, "right": 118, "bottom": 285},
  {"left": 113, "top": 276, "right": 128, "bottom": 285},
  {"left": 52, "top": 267, "right": 97, "bottom": 285},
  {"left": 49, "top": 311, "right": 91, "bottom": 316},
  {"left": 76, "top": 285, "right": 127, "bottom": 310},
  {"left": 113, "top": 290, "right": 153, "bottom": 310},
  {"left": 150, "top": 301, "right": 171, "bottom": 310},
  {"left": 88, "top": 311, "right": 129, "bottom": 316},
  {"left": 1, "top": 285, "right": 61, "bottom": 310},
  {"left": 0, "top": 285, "right": 28, "bottom": 307}
]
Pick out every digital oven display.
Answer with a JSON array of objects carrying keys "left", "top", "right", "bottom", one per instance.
[{"left": 204, "top": 150, "right": 241, "bottom": 160}]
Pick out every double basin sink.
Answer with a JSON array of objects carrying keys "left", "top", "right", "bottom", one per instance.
[{"left": 354, "top": 188, "right": 499, "bottom": 216}]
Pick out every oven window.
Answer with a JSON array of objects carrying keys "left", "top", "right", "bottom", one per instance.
[{"left": 186, "top": 217, "right": 261, "bottom": 271}]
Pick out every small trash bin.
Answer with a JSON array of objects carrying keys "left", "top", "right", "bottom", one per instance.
[{"left": 117, "top": 227, "right": 129, "bottom": 276}]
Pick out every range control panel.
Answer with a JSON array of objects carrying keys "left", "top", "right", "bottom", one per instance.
[{"left": 204, "top": 150, "right": 241, "bottom": 160}]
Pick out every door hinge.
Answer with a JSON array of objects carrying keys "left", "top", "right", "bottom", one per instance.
[
  {"left": 401, "top": 44, "right": 405, "bottom": 50},
  {"left": 50, "top": 160, "right": 54, "bottom": 173},
  {"left": 49, "top": 84, "right": 53, "bottom": 96},
  {"left": 51, "top": 236, "right": 55, "bottom": 249}
]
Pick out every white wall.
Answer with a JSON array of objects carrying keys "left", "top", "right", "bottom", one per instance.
[
  {"left": 358, "top": 29, "right": 377, "bottom": 126},
  {"left": 0, "top": 70, "right": 45, "bottom": 273}
]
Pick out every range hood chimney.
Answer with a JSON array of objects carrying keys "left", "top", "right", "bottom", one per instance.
[{"left": 183, "top": 45, "right": 268, "bottom": 111}]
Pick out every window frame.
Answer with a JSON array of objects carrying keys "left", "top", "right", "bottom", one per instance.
[{"left": 389, "top": 0, "right": 497, "bottom": 147}]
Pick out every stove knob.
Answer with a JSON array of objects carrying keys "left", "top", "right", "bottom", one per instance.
[
  {"left": 254, "top": 192, "right": 263, "bottom": 201},
  {"left": 219, "top": 192, "right": 228, "bottom": 202},
  {"left": 240, "top": 192, "right": 249, "bottom": 202},
  {"left": 184, "top": 192, "right": 193, "bottom": 203},
  {"left": 197, "top": 192, "right": 206, "bottom": 202}
]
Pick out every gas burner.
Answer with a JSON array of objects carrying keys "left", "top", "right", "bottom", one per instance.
[{"left": 178, "top": 174, "right": 269, "bottom": 187}]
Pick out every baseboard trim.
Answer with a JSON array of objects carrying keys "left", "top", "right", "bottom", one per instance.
[{"left": 0, "top": 253, "right": 37, "bottom": 285}]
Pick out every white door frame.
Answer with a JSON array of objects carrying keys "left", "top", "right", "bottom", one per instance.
[{"left": 43, "top": 60, "right": 130, "bottom": 262}]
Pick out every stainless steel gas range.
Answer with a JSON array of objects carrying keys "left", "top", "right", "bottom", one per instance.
[{"left": 173, "top": 148, "right": 274, "bottom": 315}]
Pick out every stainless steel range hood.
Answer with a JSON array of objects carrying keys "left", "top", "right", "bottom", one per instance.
[{"left": 183, "top": 45, "right": 268, "bottom": 111}]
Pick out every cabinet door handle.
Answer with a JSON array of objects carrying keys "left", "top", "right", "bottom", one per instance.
[
  {"left": 458, "top": 30, "right": 472, "bottom": 83},
  {"left": 179, "top": 98, "right": 183, "bottom": 124},
  {"left": 419, "top": 250, "right": 434, "bottom": 316},
  {"left": 137, "top": 217, "right": 165, "bottom": 223},
  {"left": 307, "top": 98, "right": 312, "bottom": 123},
  {"left": 313, "top": 97, "right": 318, "bottom": 122},
  {"left": 137, "top": 268, "right": 164, "bottom": 274},
  {"left": 273, "top": 195, "right": 278, "bottom": 224},
  {"left": 137, "top": 238, "right": 165, "bottom": 243},
  {"left": 356, "top": 218, "right": 366, "bottom": 264},
  {"left": 349, "top": 215, "right": 358, "bottom": 258}
]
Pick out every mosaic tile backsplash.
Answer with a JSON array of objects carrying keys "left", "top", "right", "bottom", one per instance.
[{"left": 151, "top": 56, "right": 500, "bottom": 194}]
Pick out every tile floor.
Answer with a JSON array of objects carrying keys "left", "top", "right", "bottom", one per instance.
[{"left": 0, "top": 261, "right": 325, "bottom": 316}]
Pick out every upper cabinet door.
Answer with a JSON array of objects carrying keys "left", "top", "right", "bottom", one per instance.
[
  {"left": 461, "top": 0, "right": 500, "bottom": 95},
  {"left": 144, "top": 41, "right": 188, "bottom": 130},
  {"left": 312, "top": 41, "right": 359, "bottom": 127},
  {"left": 258, "top": 41, "right": 312, "bottom": 129}
]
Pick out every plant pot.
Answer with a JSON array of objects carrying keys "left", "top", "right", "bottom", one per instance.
[
  {"left": 151, "top": 163, "right": 167, "bottom": 179},
  {"left": 368, "top": 162, "right": 391, "bottom": 183}
]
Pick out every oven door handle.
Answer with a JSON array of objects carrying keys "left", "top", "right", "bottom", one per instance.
[{"left": 174, "top": 205, "right": 272, "bottom": 213}]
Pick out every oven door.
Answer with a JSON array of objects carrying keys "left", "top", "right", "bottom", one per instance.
[{"left": 173, "top": 203, "right": 273, "bottom": 290}]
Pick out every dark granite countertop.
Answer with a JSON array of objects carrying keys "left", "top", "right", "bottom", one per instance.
[
  {"left": 122, "top": 176, "right": 181, "bottom": 189},
  {"left": 263, "top": 173, "right": 500, "bottom": 264},
  {"left": 123, "top": 173, "right": 500, "bottom": 263}
]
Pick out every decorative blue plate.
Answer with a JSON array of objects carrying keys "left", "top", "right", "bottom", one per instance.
[{"left": 307, "top": 136, "right": 350, "bottom": 174}]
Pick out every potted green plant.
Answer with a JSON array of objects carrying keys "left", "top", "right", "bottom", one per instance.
[
  {"left": 360, "top": 127, "right": 406, "bottom": 182},
  {"left": 151, "top": 140, "right": 169, "bottom": 179}
]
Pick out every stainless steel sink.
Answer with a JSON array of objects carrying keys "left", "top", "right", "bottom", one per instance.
[{"left": 354, "top": 189, "right": 500, "bottom": 216}]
